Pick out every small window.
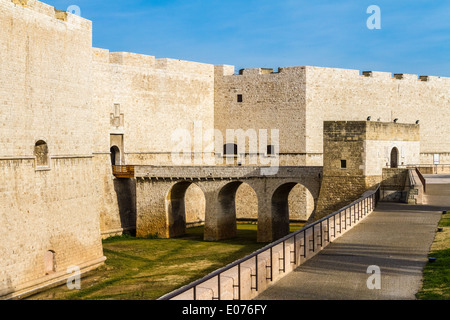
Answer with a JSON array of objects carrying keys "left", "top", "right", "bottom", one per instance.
[
  {"left": 44, "top": 250, "right": 56, "bottom": 275},
  {"left": 341, "top": 160, "right": 347, "bottom": 169},
  {"left": 237, "top": 94, "right": 243, "bottom": 103},
  {"left": 267, "top": 145, "right": 275, "bottom": 156},
  {"left": 224, "top": 143, "right": 238, "bottom": 156},
  {"left": 34, "top": 140, "right": 49, "bottom": 168}
]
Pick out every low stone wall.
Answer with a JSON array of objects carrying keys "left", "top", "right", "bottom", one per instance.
[
  {"left": 406, "top": 169, "right": 424, "bottom": 205},
  {"left": 380, "top": 168, "right": 409, "bottom": 202},
  {"left": 380, "top": 168, "right": 425, "bottom": 205},
  {"left": 414, "top": 165, "right": 450, "bottom": 174},
  {"left": 160, "top": 189, "right": 378, "bottom": 300}
]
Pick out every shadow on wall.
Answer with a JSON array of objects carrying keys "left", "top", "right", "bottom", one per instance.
[
  {"left": 113, "top": 178, "right": 136, "bottom": 235},
  {"left": 381, "top": 169, "right": 409, "bottom": 202},
  {"left": 312, "top": 182, "right": 380, "bottom": 223},
  {"left": 314, "top": 169, "right": 413, "bottom": 222}
]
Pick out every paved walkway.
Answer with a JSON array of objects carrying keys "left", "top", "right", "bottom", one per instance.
[{"left": 255, "top": 202, "right": 444, "bottom": 300}]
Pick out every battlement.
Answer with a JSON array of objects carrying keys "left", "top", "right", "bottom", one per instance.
[
  {"left": 6, "top": 0, "right": 91, "bottom": 28},
  {"left": 92, "top": 48, "right": 214, "bottom": 75},
  {"left": 233, "top": 66, "right": 307, "bottom": 76},
  {"left": 363, "top": 71, "right": 437, "bottom": 82},
  {"left": 218, "top": 64, "right": 450, "bottom": 83},
  {"left": 324, "top": 121, "right": 420, "bottom": 142}
]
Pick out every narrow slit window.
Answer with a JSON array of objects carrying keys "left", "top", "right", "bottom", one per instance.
[
  {"left": 224, "top": 143, "right": 238, "bottom": 156},
  {"left": 237, "top": 94, "right": 243, "bottom": 103},
  {"left": 267, "top": 145, "right": 275, "bottom": 156},
  {"left": 341, "top": 160, "right": 347, "bottom": 169}
]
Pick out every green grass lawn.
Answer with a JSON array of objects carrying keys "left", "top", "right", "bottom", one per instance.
[
  {"left": 28, "top": 223, "right": 304, "bottom": 300},
  {"left": 416, "top": 212, "right": 450, "bottom": 300}
]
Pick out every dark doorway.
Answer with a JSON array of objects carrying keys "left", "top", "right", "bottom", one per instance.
[
  {"left": 110, "top": 146, "right": 120, "bottom": 165},
  {"left": 390, "top": 147, "right": 399, "bottom": 168}
]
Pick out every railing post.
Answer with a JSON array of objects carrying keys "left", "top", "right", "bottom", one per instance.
[
  {"left": 303, "top": 230, "right": 306, "bottom": 257},
  {"left": 251, "top": 255, "right": 258, "bottom": 292},
  {"left": 319, "top": 221, "right": 323, "bottom": 247},
  {"left": 292, "top": 234, "right": 297, "bottom": 265},
  {"left": 327, "top": 218, "right": 330, "bottom": 242},
  {"left": 344, "top": 209, "right": 347, "bottom": 230},
  {"left": 349, "top": 207, "right": 352, "bottom": 227},
  {"left": 363, "top": 198, "right": 365, "bottom": 217},
  {"left": 237, "top": 264, "right": 241, "bottom": 300},
  {"left": 333, "top": 214, "right": 336, "bottom": 238},
  {"left": 217, "top": 274, "right": 221, "bottom": 300},
  {"left": 255, "top": 255, "right": 258, "bottom": 291},
  {"left": 267, "top": 247, "right": 273, "bottom": 281},
  {"left": 353, "top": 204, "right": 356, "bottom": 223},
  {"left": 359, "top": 201, "right": 362, "bottom": 220}
]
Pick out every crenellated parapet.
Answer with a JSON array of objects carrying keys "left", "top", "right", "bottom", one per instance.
[
  {"left": 217, "top": 64, "right": 450, "bottom": 84},
  {"left": 92, "top": 47, "right": 214, "bottom": 75},
  {"left": 7, "top": 0, "right": 90, "bottom": 27}
]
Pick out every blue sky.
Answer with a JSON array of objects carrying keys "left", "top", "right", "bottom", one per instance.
[{"left": 45, "top": 0, "right": 450, "bottom": 77}]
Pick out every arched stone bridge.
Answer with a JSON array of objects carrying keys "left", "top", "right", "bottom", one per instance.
[{"left": 130, "top": 166, "right": 322, "bottom": 243}]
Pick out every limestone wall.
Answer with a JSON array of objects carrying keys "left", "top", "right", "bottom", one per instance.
[
  {"left": 214, "top": 65, "right": 450, "bottom": 166},
  {"left": 0, "top": 0, "right": 104, "bottom": 298},
  {"left": 0, "top": 158, "right": 104, "bottom": 298},
  {"left": 305, "top": 67, "right": 450, "bottom": 164},
  {"left": 214, "top": 66, "right": 308, "bottom": 166},
  {"left": 92, "top": 48, "right": 215, "bottom": 160},
  {"left": 315, "top": 121, "right": 420, "bottom": 219},
  {"left": 91, "top": 48, "right": 216, "bottom": 234}
]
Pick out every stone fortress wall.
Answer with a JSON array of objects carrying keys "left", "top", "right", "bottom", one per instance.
[
  {"left": 1, "top": 0, "right": 449, "bottom": 299},
  {"left": 0, "top": 0, "right": 104, "bottom": 299},
  {"left": 215, "top": 66, "right": 450, "bottom": 166},
  {"left": 91, "top": 48, "right": 216, "bottom": 237}
]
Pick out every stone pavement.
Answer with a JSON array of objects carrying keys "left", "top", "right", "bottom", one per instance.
[{"left": 255, "top": 202, "right": 445, "bottom": 300}]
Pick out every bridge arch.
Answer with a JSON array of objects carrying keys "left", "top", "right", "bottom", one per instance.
[
  {"left": 211, "top": 181, "right": 259, "bottom": 240},
  {"left": 165, "top": 181, "right": 206, "bottom": 237},
  {"left": 270, "top": 181, "right": 316, "bottom": 240}
]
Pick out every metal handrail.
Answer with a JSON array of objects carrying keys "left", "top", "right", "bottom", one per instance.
[{"left": 158, "top": 185, "right": 381, "bottom": 301}]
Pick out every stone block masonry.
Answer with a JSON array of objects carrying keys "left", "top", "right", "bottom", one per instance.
[
  {"left": 315, "top": 121, "right": 420, "bottom": 220},
  {"left": 0, "top": 0, "right": 104, "bottom": 299},
  {"left": 214, "top": 66, "right": 450, "bottom": 167},
  {"left": 133, "top": 165, "right": 322, "bottom": 242},
  {"left": 2, "top": 0, "right": 450, "bottom": 299}
]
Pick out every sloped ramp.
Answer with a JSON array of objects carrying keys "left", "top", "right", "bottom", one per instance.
[{"left": 255, "top": 202, "right": 442, "bottom": 300}]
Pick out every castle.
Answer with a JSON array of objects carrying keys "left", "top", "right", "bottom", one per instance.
[{"left": 1, "top": 0, "right": 449, "bottom": 299}]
